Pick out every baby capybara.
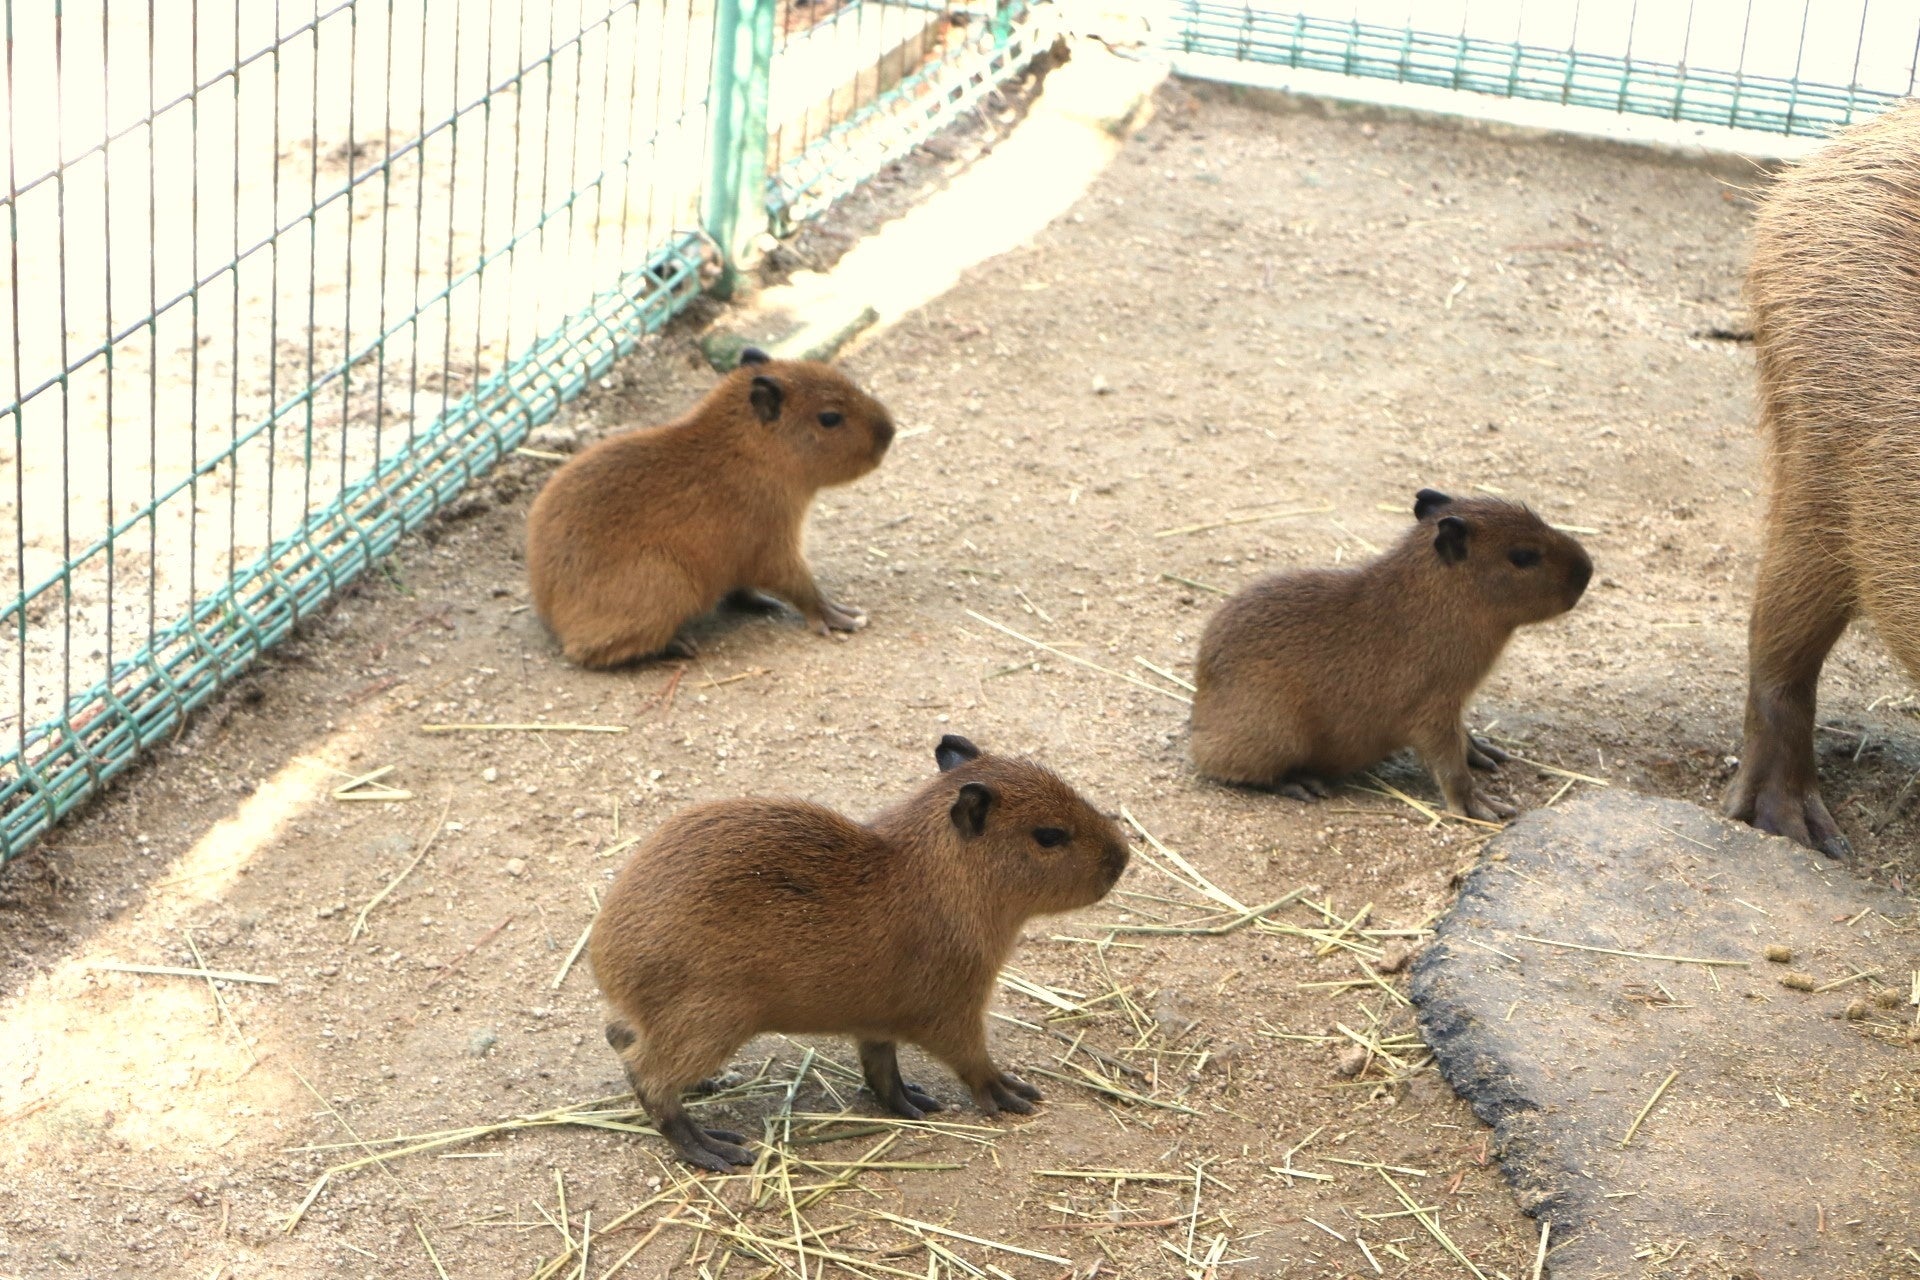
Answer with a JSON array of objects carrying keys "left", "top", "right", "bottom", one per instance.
[
  {"left": 526, "top": 348, "right": 894, "bottom": 667},
  {"left": 1189, "top": 489, "right": 1591, "bottom": 820},
  {"left": 587, "top": 734, "right": 1129, "bottom": 1171},
  {"left": 1724, "top": 101, "right": 1920, "bottom": 858}
]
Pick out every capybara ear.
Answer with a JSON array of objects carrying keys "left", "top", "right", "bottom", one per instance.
[
  {"left": 749, "top": 375, "right": 784, "bottom": 424},
  {"left": 1434, "top": 514, "right": 1470, "bottom": 565},
  {"left": 738, "top": 346, "right": 771, "bottom": 367},
  {"left": 1414, "top": 488, "right": 1453, "bottom": 520},
  {"left": 935, "top": 734, "right": 982, "bottom": 772},
  {"left": 950, "top": 782, "right": 993, "bottom": 837}
]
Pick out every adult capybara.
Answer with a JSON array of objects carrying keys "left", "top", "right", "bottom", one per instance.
[
  {"left": 587, "top": 734, "right": 1129, "bottom": 1171},
  {"left": 526, "top": 347, "right": 894, "bottom": 667},
  {"left": 1189, "top": 489, "right": 1592, "bottom": 821},
  {"left": 1724, "top": 102, "right": 1920, "bottom": 858}
]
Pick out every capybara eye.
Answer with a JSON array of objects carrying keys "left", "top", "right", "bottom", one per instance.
[
  {"left": 1508, "top": 548, "right": 1541, "bottom": 568},
  {"left": 818, "top": 411, "right": 845, "bottom": 428},
  {"left": 1033, "top": 827, "right": 1069, "bottom": 848}
]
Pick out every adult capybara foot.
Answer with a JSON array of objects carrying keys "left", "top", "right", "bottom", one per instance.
[
  {"left": 972, "top": 1071, "right": 1041, "bottom": 1116},
  {"left": 1724, "top": 758, "right": 1851, "bottom": 858},
  {"left": 1277, "top": 774, "right": 1332, "bottom": 802},
  {"left": 1461, "top": 790, "right": 1517, "bottom": 822},
  {"left": 1467, "top": 737, "right": 1510, "bottom": 770},
  {"left": 811, "top": 598, "right": 868, "bottom": 635},
  {"left": 656, "top": 1110, "right": 756, "bottom": 1172}
]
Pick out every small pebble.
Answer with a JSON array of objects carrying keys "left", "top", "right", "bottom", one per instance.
[
  {"left": 1090, "top": 374, "right": 1111, "bottom": 395},
  {"left": 482, "top": 766, "right": 498, "bottom": 783},
  {"left": 505, "top": 858, "right": 527, "bottom": 877},
  {"left": 1762, "top": 943, "right": 1792, "bottom": 964},
  {"left": 1779, "top": 971, "right": 1816, "bottom": 992},
  {"left": 1335, "top": 1045, "right": 1368, "bottom": 1077},
  {"left": 1376, "top": 943, "right": 1413, "bottom": 974}
]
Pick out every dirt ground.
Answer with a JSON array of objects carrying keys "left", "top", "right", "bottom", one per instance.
[{"left": 4, "top": 75, "right": 1919, "bottom": 1280}]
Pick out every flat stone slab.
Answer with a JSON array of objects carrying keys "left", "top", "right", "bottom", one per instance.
[{"left": 1409, "top": 790, "right": 1920, "bottom": 1279}]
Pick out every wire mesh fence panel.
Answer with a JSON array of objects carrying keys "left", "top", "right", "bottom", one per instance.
[
  {"left": 0, "top": 0, "right": 719, "bottom": 860},
  {"left": 764, "top": 0, "right": 1054, "bottom": 231},
  {"left": 1166, "top": 0, "right": 1920, "bottom": 138}
]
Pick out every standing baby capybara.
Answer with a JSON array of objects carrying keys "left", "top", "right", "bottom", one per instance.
[
  {"left": 1724, "top": 103, "right": 1920, "bottom": 858},
  {"left": 1189, "top": 490, "right": 1591, "bottom": 820},
  {"left": 587, "top": 734, "right": 1129, "bottom": 1171},
  {"left": 526, "top": 348, "right": 894, "bottom": 667}
]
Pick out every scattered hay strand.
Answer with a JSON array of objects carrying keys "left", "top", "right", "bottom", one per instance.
[
  {"left": 1812, "top": 968, "right": 1880, "bottom": 993},
  {"left": 1025, "top": 1064, "right": 1203, "bottom": 1115},
  {"left": 1100, "top": 891, "right": 1305, "bottom": 937},
  {"left": 1154, "top": 503, "right": 1333, "bottom": 538},
  {"left": 1532, "top": 1219, "right": 1551, "bottom": 1280},
  {"left": 1377, "top": 1169, "right": 1487, "bottom": 1280},
  {"left": 1358, "top": 774, "right": 1503, "bottom": 830},
  {"left": 1357, "top": 1233, "right": 1384, "bottom": 1275},
  {"left": 423, "top": 914, "right": 515, "bottom": 992},
  {"left": 554, "top": 923, "right": 595, "bottom": 990},
  {"left": 1119, "top": 808, "right": 1247, "bottom": 913},
  {"left": 1131, "top": 656, "right": 1196, "bottom": 693},
  {"left": 696, "top": 668, "right": 770, "bottom": 690},
  {"left": 1035, "top": 1170, "right": 1192, "bottom": 1183},
  {"left": 349, "top": 795, "right": 452, "bottom": 942},
  {"left": 332, "top": 764, "right": 413, "bottom": 802},
  {"left": 1516, "top": 935, "right": 1750, "bottom": 968},
  {"left": 85, "top": 961, "right": 279, "bottom": 985},
  {"left": 1304, "top": 1216, "right": 1347, "bottom": 1242},
  {"left": 1620, "top": 1069, "right": 1680, "bottom": 1148},
  {"left": 419, "top": 722, "right": 629, "bottom": 734},
  {"left": 1507, "top": 756, "right": 1609, "bottom": 786},
  {"left": 868, "top": 1210, "right": 1071, "bottom": 1266},
  {"left": 1158, "top": 572, "right": 1228, "bottom": 595},
  {"left": 965, "top": 611, "right": 1191, "bottom": 705}
]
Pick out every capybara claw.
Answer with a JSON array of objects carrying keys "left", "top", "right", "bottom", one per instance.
[
  {"left": 813, "top": 600, "right": 868, "bottom": 634},
  {"left": 1467, "top": 737, "right": 1510, "bottom": 770},
  {"left": 999, "top": 1072, "right": 1042, "bottom": 1103}
]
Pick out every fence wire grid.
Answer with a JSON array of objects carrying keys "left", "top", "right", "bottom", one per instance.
[
  {"left": 1167, "top": 0, "right": 1920, "bottom": 139},
  {"left": 0, "top": 0, "right": 1046, "bottom": 862}
]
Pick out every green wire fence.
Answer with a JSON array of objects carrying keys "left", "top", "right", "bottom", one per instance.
[
  {"left": 0, "top": 0, "right": 1046, "bottom": 862},
  {"left": 1166, "top": 1, "right": 1919, "bottom": 140}
]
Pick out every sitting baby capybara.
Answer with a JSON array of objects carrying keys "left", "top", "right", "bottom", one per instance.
[
  {"left": 1723, "top": 101, "right": 1920, "bottom": 858},
  {"left": 525, "top": 348, "right": 894, "bottom": 667},
  {"left": 1188, "top": 489, "right": 1592, "bottom": 820},
  {"left": 587, "top": 734, "right": 1129, "bottom": 1171}
]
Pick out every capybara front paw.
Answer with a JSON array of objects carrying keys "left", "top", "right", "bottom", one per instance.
[
  {"left": 664, "top": 634, "right": 699, "bottom": 659},
  {"left": 812, "top": 600, "right": 868, "bottom": 635},
  {"left": 1725, "top": 764, "right": 1851, "bottom": 858},
  {"left": 1461, "top": 791, "right": 1516, "bottom": 822},
  {"left": 882, "top": 1079, "right": 943, "bottom": 1120},
  {"left": 1466, "top": 736, "right": 1510, "bottom": 770}
]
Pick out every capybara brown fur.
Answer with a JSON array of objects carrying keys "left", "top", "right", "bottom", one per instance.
[
  {"left": 525, "top": 347, "right": 894, "bottom": 668},
  {"left": 1724, "top": 102, "right": 1920, "bottom": 858},
  {"left": 586, "top": 734, "right": 1129, "bottom": 1171},
  {"left": 1189, "top": 489, "right": 1592, "bottom": 820}
]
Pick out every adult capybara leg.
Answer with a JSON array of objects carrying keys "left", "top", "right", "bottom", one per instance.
[
  {"left": 857, "top": 1039, "right": 942, "bottom": 1120},
  {"left": 612, "top": 1017, "right": 754, "bottom": 1171},
  {"left": 550, "top": 555, "right": 708, "bottom": 668},
  {"left": 1724, "top": 507, "right": 1855, "bottom": 857},
  {"left": 916, "top": 1017, "right": 1041, "bottom": 1117}
]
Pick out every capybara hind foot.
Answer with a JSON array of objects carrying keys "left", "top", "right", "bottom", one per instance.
[
  {"left": 1462, "top": 789, "right": 1517, "bottom": 822},
  {"left": 811, "top": 598, "right": 868, "bottom": 635},
  {"left": 1724, "top": 753, "right": 1851, "bottom": 859},
  {"left": 970, "top": 1070, "right": 1042, "bottom": 1116},
  {"left": 1277, "top": 774, "right": 1332, "bottom": 802},
  {"left": 723, "top": 588, "right": 789, "bottom": 614},
  {"left": 654, "top": 1107, "right": 755, "bottom": 1172},
  {"left": 859, "top": 1040, "right": 943, "bottom": 1121},
  {"left": 1466, "top": 737, "right": 1510, "bottom": 770}
]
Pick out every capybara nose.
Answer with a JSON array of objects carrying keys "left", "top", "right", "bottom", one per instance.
[
  {"left": 1567, "top": 551, "right": 1593, "bottom": 600},
  {"left": 1103, "top": 840, "right": 1130, "bottom": 885},
  {"left": 872, "top": 416, "right": 896, "bottom": 453}
]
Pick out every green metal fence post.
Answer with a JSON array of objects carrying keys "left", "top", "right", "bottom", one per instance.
[{"left": 705, "top": 0, "right": 776, "bottom": 297}]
